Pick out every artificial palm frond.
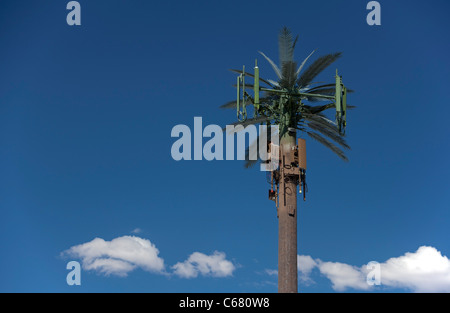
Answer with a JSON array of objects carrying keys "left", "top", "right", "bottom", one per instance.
[
  {"left": 267, "top": 79, "right": 280, "bottom": 88},
  {"left": 306, "top": 83, "right": 336, "bottom": 92},
  {"left": 220, "top": 100, "right": 238, "bottom": 109},
  {"left": 302, "top": 113, "right": 338, "bottom": 133},
  {"left": 280, "top": 61, "right": 298, "bottom": 89},
  {"left": 229, "top": 69, "right": 274, "bottom": 87},
  {"left": 307, "top": 88, "right": 336, "bottom": 95},
  {"left": 305, "top": 95, "right": 332, "bottom": 102},
  {"left": 243, "top": 124, "right": 276, "bottom": 168},
  {"left": 303, "top": 85, "right": 354, "bottom": 102},
  {"left": 244, "top": 157, "right": 259, "bottom": 169},
  {"left": 297, "top": 52, "right": 342, "bottom": 88},
  {"left": 303, "top": 103, "right": 335, "bottom": 114},
  {"left": 224, "top": 116, "right": 271, "bottom": 132},
  {"left": 292, "top": 34, "right": 299, "bottom": 51},
  {"left": 302, "top": 112, "right": 335, "bottom": 126},
  {"left": 232, "top": 83, "right": 256, "bottom": 89},
  {"left": 258, "top": 51, "right": 282, "bottom": 79},
  {"left": 278, "top": 26, "right": 297, "bottom": 65},
  {"left": 295, "top": 49, "right": 316, "bottom": 78},
  {"left": 221, "top": 96, "right": 272, "bottom": 109},
  {"left": 306, "top": 131, "right": 348, "bottom": 161},
  {"left": 306, "top": 84, "right": 354, "bottom": 94},
  {"left": 244, "top": 135, "right": 260, "bottom": 168},
  {"left": 307, "top": 122, "right": 350, "bottom": 149}
]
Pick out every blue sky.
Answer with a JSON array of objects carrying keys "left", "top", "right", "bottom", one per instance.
[{"left": 1, "top": 0, "right": 450, "bottom": 292}]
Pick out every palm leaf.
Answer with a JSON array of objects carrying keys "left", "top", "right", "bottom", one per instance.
[
  {"left": 244, "top": 124, "right": 276, "bottom": 168},
  {"left": 305, "top": 88, "right": 354, "bottom": 102},
  {"left": 280, "top": 61, "right": 298, "bottom": 89},
  {"left": 295, "top": 49, "right": 316, "bottom": 78},
  {"left": 302, "top": 103, "right": 335, "bottom": 114},
  {"left": 306, "top": 131, "right": 348, "bottom": 161},
  {"left": 297, "top": 52, "right": 342, "bottom": 88},
  {"left": 220, "top": 97, "right": 272, "bottom": 109},
  {"left": 309, "top": 88, "right": 354, "bottom": 94},
  {"left": 267, "top": 79, "right": 280, "bottom": 88},
  {"left": 244, "top": 135, "right": 260, "bottom": 168},
  {"left": 220, "top": 100, "right": 238, "bottom": 109},
  {"left": 306, "top": 84, "right": 354, "bottom": 94},
  {"left": 305, "top": 83, "right": 335, "bottom": 92},
  {"left": 229, "top": 69, "right": 274, "bottom": 87},
  {"left": 278, "top": 26, "right": 296, "bottom": 64},
  {"left": 308, "top": 88, "right": 336, "bottom": 95},
  {"left": 307, "top": 122, "right": 350, "bottom": 149},
  {"left": 258, "top": 51, "right": 282, "bottom": 79},
  {"left": 303, "top": 113, "right": 337, "bottom": 131},
  {"left": 232, "top": 83, "right": 256, "bottom": 90},
  {"left": 244, "top": 158, "right": 259, "bottom": 169},
  {"left": 305, "top": 95, "right": 332, "bottom": 102},
  {"left": 224, "top": 116, "right": 271, "bottom": 133}
]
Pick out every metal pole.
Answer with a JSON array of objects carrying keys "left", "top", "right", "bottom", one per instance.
[
  {"left": 278, "top": 130, "right": 298, "bottom": 293},
  {"left": 254, "top": 59, "right": 259, "bottom": 111}
]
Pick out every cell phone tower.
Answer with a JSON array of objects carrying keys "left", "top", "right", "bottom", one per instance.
[{"left": 221, "top": 27, "right": 353, "bottom": 293}]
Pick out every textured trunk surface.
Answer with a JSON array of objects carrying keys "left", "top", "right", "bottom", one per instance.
[{"left": 278, "top": 131, "right": 298, "bottom": 293}]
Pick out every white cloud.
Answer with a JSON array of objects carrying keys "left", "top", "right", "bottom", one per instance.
[
  {"left": 296, "top": 246, "right": 450, "bottom": 292},
  {"left": 264, "top": 269, "right": 278, "bottom": 276},
  {"left": 131, "top": 228, "right": 142, "bottom": 234},
  {"left": 378, "top": 246, "right": 450, "bottom": 292},
  {"left": 63, "top": 236, "right": 236, "bottom": 280},
  {"left": 297, "top": 255, "right": 318, "bottom": 284},
  {"left": 298, "top": 255, "right": 317, "bottom": 276},
  {"left": 317, "top": 260, "right": 370, "bottom": 291},
  {"left": 84, "top": 258, "right": 137, "bottom": 277},
  {"left": 63, "top": 236, "right": 165, "bottom": 277},
  {"left": 172, "top": 251, "right": 235, "bottom": 278}
]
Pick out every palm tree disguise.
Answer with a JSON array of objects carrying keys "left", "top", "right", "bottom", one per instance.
[{"left": 221, "top": 27, "right": 353, "bottom": 292}]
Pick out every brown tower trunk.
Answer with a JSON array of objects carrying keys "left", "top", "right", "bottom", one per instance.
[{"left": 278, "top": 131, "right": 298, "bottom": 293}]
